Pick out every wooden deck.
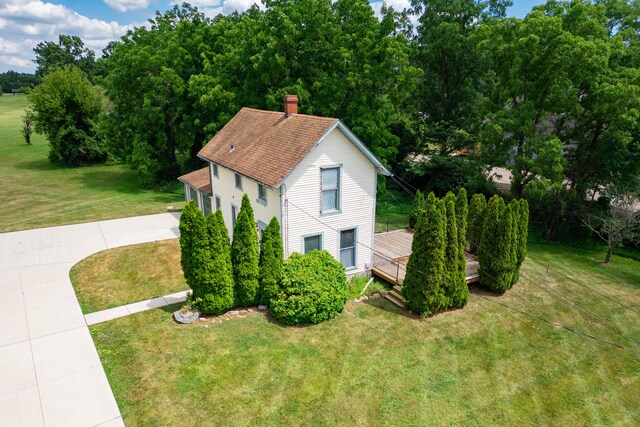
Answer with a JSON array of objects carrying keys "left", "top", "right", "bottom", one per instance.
[{"left": 372, "top": 229, "right": 479, "bottom": 287}]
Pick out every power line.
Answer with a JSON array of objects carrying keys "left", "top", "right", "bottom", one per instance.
[{"left": 286, "top": 198, "right": 640, "bottom": 356}]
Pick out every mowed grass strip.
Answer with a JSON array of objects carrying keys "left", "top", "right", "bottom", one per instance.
[
  {"left": 0, "top": 94, "right": 183, "bottom": 233},
  {"left": 90, "top": 243, "right": 640, "bottom": 426},
  {"left": 70, "top": 239, "right": 188, "bottom": 314}
]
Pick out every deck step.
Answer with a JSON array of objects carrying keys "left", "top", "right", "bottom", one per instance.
[
  {"left": 389, "top": 288, "right": 405, "bottom": 302},
  {"left": 384, "top": 291, "right": 406, "bottom": 308}
]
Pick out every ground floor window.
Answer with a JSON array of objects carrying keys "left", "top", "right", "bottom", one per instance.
[
  {"left": 202, "top": 195, "right": 211, "bottom": 216},
  {"left": 231, "top": 204, "right": 238, "bottom": 229},
  {"left": 340, "top": 228, "right": 356, "bottom": 268},
  {"left": 215, "top": 195, "right": 221, "bottom": 211},
  {"left": 189, "top": 187, "right": 198, "bottom": 204},
  {"left": 304, "top": 234, "right": 322, "bottom": 253}
]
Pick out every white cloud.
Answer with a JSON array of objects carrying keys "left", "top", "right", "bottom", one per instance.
[
  {"left": 172, "top": 0, "right": 260, "bottom": 18},
  {"left": 0, "top": 0, "right": 136, "bottom": 73},
  {"left": 103, "top": 0, "right": 151, "bottom": 13}
]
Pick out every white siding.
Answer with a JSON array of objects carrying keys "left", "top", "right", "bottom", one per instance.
[
  {"left": 209, "top": 162, "right": 281, "bottom": 239},
  {"left": 283, "top": 128, "right": 377, "bottom": 274}
]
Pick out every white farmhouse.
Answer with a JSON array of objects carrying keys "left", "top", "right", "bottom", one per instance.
[{"left": 178, "top": 96, "right": 391, "bottom": 275}]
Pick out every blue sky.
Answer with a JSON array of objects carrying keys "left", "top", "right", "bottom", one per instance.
[{"left": 0, "top": 0, "right": 546, "bottom": 73}]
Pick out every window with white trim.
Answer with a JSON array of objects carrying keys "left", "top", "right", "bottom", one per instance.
[
  {"left": 212, "top": 163, "right": 219, "bottom": 177},
  {"left": 304, "top": 234, "right": 322, "bottom": 253},
  {"left": 321, "top": 167, "right": 340, "bottom": 213},
  {"left": 189, "top": 187, "right": 198, "bottom": 204},
  {"left": 257, "top": 220, "right": 267, "bottom": 241},
  {"left": 339, "top": 228, "right": 356, "bottom": 268}
]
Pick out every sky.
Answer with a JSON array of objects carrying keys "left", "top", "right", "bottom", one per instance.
[{"left": 0, "top": 0, "right": 546, "bottom": 74}]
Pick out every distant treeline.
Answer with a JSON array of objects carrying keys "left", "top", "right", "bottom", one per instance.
[{"left": 0, "top": 71, "right": 39, "bottom": 93}]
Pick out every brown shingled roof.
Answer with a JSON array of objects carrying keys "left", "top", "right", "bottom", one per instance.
[
  {"left": 198, "top": 108, "right": 338, "bottom": 188},
  {"left": 178, "top": 167, "right": 211, "bottom": 195}
]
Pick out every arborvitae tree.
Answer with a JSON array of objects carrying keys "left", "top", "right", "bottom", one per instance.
[
  {"left": 216, "top": 209, "right": 232, "bottom": 279},
  {"left": 478, "top": 197, "right": 504, "bottom": 292},
  {"left": 410, "top": 190, "right": 425, "bottom": 229},
  {"left": 232, "top": 201, "right": 260, "bottom": 307},
  {"left": 456, "top": 188, "right": 468, "bottom": 248},
  {"left": 496, "top": 203, "right": 517, "bottom": 291},
  {"left": 467, "top": 193, "right": 487, "bottom": 254},
  {"left": 443, "top": 199, "right": 458, "bottom": 307},
  {"left": 189, "top": 209, "right": 210, "bottom": 301},
  {"left": 178, "top": 201, "right": 200, "bottom": 295},
  {"left": 240, "top": 193, "right": 255, "bottom": 225},
  {"left": 455, "top": 188, "right": 469, "bottom": 307},
  {"left": 196, "top": 213, "right": 234, "bottom": 314},
  {"left": 402, "top": 200, "right": 448, "bottom": 317},
  {"left": 512, "top": 199, "right": 529, "bottom": 285},
  {"left": 258, "top": 217, "right": 283, "bottom": 306}
]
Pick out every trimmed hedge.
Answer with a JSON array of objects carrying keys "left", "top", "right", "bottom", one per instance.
[
  {"left": 270, "top": 250, "right": 348, "bottom": 325},
  {"left": 258, "top": 217, "right": 283, "bottom": 306},
  {"left": 232, "top": 196, "right": 260, "bottom": 307}
]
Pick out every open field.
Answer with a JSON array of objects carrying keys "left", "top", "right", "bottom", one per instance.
[
  {"left": 0, "top": 94, "right": 183, "bottom": 233},
  {"left": 90, "top": 242, "right": 640, "bottom": 426},
  {"left": 70, "top": 239, "right": 188, "bottom": 314}
]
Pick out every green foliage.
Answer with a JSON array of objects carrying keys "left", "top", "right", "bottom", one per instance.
[
  {"left": 21, "top": 109, "right": 34, "bottom": 145},
  {"left": 270, "top": 250, "right": 348, "bottom": 325},
  {"left": 409, "top": 190, "right": 425, "bottom": 229},
  {"left": 232, "top": 199, "right": 260, "bottom": 307},
  {"left": 33, "top": 35, "right": 96, "bottom": 79},
  {"left": 513, "top": 199, "right": 530, "bottom": 284},
  {"left": 456, "top": 188, "right": 468, "bottom": 247},
  {"left": 402, "top": 200, "right": 448, "bottom": 316},
  {"left": 258, "top": 217, "right": 283, "bottom": 306},
  {"left": 194, "top": 213, "right": 234, "bottom": 314},
  {"left": 27, "top": 65, "right": 107, "bottom": 166},
  {"left": 0, "top": 71, "right": 39, "bottom": 93},
  {"left": 478, "top": 196, "right": 521, "bottom": 293},
  {"left": 178, "top": 201, "right": 200, "bottom": 293},
  {"left": 467, "top": 193, "right": 487, "bottom": 254},
  {"left": 216, "top": 209, "right": 232, "bottom": 276}
]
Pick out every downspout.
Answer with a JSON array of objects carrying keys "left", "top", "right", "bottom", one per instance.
[{"left": 280, "top": 184, "right": 289, "bottom": 258}]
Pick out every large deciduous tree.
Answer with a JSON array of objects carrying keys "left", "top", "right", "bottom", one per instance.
[
  {"left": 33, "top": 35, "right": 96, "bottom": 79},
  {"left": 28, "top": 65, "right": 107, "bottom": 166}
]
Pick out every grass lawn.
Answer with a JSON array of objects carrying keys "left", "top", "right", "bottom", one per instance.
[
  {"left": 0, "top": 94, "right": 183, "bottom": 233},
  {"left": 90, "top": 242, "right": 640, "bottom": 426},
  {"left": 70, "top": 239, "right": 188, "bottom": 314}
]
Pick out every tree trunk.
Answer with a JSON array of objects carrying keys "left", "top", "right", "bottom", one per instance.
[{"left": 604, "top": 246, "right": 613, "bottom": 264}]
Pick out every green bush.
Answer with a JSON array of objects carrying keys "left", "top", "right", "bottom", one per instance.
[
  {"left": 402, "top": 200, "right": 448, "bottom": 316},
  {"left": 258, "top": 217, "right": 283, "bottom": 306},
  {"left": 194, "top": 213, "right": 234, "bottom": 315},
  {"left": 178, "top": 201, "right": 201, "bottom": 296},
  {"left": 513, "top": 199, "right": 530, "bottom": 284},
  {"left": 232, "top": 195, "right": 260, "bottom": 307},
  {"left": 467, "top": 193, "right": 487, "bottom": 254},
  {"left": 270, "top": 251, "right": 348, "bottom": 325},
  {"left": 409, "top": 190, "right": 425, "bottom": 229}
]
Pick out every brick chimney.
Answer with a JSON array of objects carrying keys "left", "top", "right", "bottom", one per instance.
[{"left": 284, "top": 95, "right": 298, "bottom": 117}]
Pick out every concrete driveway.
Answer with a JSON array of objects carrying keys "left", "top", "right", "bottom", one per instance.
[{"left": 0, "top": 213, "right": 180, "bottom": 427}]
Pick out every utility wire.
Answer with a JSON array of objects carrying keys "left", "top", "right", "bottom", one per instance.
[{"left": 286, "top": 198, "right": 640, "bottom": 357}]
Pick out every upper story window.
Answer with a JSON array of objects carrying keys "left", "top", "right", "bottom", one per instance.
[
  {"left": 257, "top": 183, "right": 267, "bottom": 205},
  {"left": 321, "top": 166, "right": 340, "bottom": 213},
  {"left": 235, "top": 173, "right": 242, "bottom": 190},
  {"left": 215, "top": 195, "right": 221, "bottom": 211},
  {"left": 211, "top": 163, "right": 219, "bottom": 178}
]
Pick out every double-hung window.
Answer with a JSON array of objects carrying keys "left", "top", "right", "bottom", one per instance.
[
  {"left": 231, "top": 204, "right": 238, "bottom": 229},
  {"left": 340, "top": 228, "right": 356, "bottom": 269},
  {"left": 211, "top": 163, "right": 219, "bottom": 178},
  {"left": 215, "top": 195, "right": 221, "bottom": 211},
  {"left": 321, "top": 167, "right": 340, "bottom": 213},
  {"left": 202, "top": 196, "right": 212, "bottom": 216},
  {"left": 258, "top": 183, "right": 267, "bottom": 205},
  {"left": 304, "top": 234, "right": 322, "bottom": 253},
  {"left": 235, "top": 173, "right": 242, "bottom": 190},
  {"left": 189, "top": 187, "right": 198, "bottom": 204}
]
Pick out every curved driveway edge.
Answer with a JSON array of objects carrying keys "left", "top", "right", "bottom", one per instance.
[{"left": 0, "top": 213, "right": 180, "bottom": 427}]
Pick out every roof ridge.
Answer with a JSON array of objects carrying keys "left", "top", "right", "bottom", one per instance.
[{"left": 240, "top": 106, "right": 339, "bottom": 122}]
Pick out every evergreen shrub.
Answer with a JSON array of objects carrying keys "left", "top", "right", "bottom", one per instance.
[{"left": 270, "top": 250, "right": 348, "bottom": 325}]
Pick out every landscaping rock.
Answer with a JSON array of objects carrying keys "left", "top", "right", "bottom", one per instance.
[
  {"left": 258, "top": 305, "right": 268, "bottom": 311},
  {"left": 174, "top": 309, "right": 200, "bottom": 324}
]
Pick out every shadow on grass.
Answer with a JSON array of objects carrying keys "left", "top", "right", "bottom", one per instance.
[{"left": 17, "top": 156, "right": 58, "bottom": 171}]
